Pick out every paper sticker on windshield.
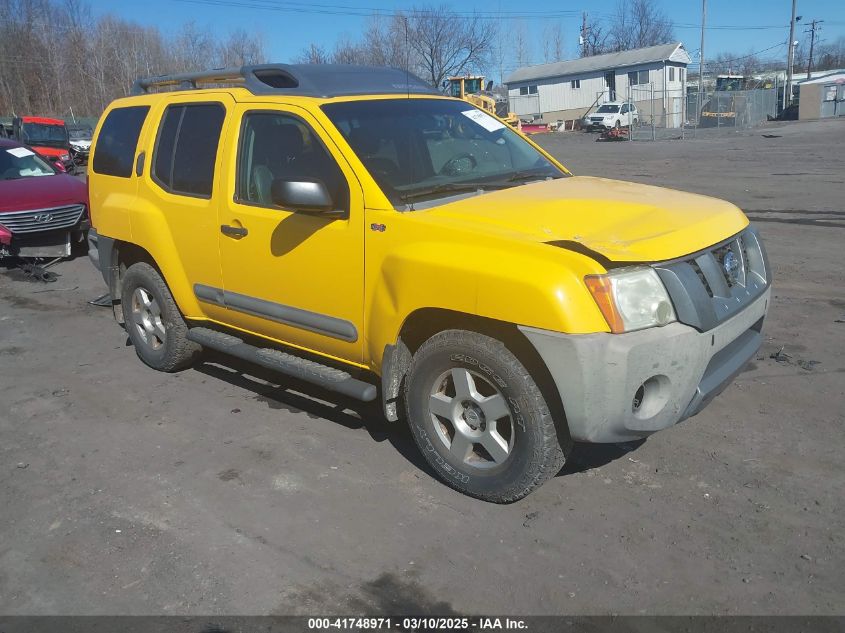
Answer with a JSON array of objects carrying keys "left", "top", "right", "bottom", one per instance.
[
  {"left": 6, "top": 147, "right": 35, "bottom": 158},
  {"left": 461, "top": 109, "right": 505, "bottom": 132}
]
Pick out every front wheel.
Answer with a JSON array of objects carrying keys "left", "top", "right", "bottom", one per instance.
[{"left": 404, "top": 330, "right": 571, "bottom": 503}]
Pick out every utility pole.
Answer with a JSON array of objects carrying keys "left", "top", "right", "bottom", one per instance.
[
  {"left": 581, "top": 12, "right": 587, "bottom": 57},
  {"left": 698, "top": 0, "right": 706, "bottom": 118},
  {"left": 805, "top": 19, "right": 823, "bottom": 79},
  {"left": 785, "top": 0, "right": 797, "bottom": 108}
]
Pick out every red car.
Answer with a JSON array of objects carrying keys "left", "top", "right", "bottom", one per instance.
[
  {"left": 12, "top": 116, "right": 74, "bottom": 173},
  {"left": 0, "top": 138, "right": 89, "bottom": 259}
]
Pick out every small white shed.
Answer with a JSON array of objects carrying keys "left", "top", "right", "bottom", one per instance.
[{"left": 505, "top": 42, "right": 691, "bottom": 125}]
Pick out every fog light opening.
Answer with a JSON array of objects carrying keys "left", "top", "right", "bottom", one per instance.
[
  {"left": 631, "top": 375, "right": 671, "bottom": 420},
  {"left": 632, "top": 385, "right": 645, "bottom": 413}
]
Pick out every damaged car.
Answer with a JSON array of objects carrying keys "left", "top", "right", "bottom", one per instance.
[{"left": 0, "top": 138, "right": 89, "bottom": 259}]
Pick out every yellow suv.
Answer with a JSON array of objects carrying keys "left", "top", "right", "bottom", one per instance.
[{"left": 88, "top": 64, "right": 771, "bottom": 502}]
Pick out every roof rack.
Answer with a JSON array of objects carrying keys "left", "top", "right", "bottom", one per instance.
[{"left": 131, "top": 63, "right": 439, "bottom": 98}]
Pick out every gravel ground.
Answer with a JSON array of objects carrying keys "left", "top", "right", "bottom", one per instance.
[{"left": 0, "top": 118, "right": 843, "bottom": 616}]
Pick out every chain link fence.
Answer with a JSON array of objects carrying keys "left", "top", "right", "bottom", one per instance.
[{"left": 623, "top": 85, "right": 779, "bottom": 141}]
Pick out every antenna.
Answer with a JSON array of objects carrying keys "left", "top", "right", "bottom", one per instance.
[{"left": 402, "top": 13, "right": 414, "bottom": 210}]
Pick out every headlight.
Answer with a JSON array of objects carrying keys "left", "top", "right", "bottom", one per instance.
[
  {"left": 60, "top": 153, "right": 70, "bottom": 161},
  {"left": 585, "top": 267, "right": 676, "bottom": 333}
]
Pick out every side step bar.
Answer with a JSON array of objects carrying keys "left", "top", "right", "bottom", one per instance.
[{"left": 187, "top": 327, "right": 377, "bottom": 402}]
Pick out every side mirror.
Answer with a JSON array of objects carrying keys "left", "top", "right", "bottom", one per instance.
[{"left": 270, "top": 179, "right": 340, "bottom": 217}]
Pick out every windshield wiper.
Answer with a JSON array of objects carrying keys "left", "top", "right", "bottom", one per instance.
[
  {"left": 398, "top": 181, "right": 510, "bottom": 203},
  {"left": 504, "top": 170, "right": 561, "bottom": 183}
]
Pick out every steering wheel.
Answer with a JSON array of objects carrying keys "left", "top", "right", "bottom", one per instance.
[{"left": 440, "top": 153, "right": 477, "bottom": 177}]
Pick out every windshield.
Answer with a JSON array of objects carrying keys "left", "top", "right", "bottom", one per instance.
[
  {"left": 596, "top": 105, "right": 620, "bottom": 113},
  {"left": 69, "top": 128, "right": 92, "bottom": 140},
  {"left": 716, "top": 77, "right": 743, "bottom": 91},
  {"left": 22, "top": 122, "right": 69, "bottom": 147},
  {"left": 0, "top": 146, "right": 56, "bottom": 179},
  {"left": 322, "top": 98, "right": 565, "bottom": 207}
]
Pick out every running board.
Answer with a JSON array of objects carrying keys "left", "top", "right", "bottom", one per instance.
[{"left": 187, "top": 327, "right": 377, "bottom": 402}]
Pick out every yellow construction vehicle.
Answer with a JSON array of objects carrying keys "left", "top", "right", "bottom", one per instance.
[{"left": 446, "top": 75, "right": 520, "bottom": 128}]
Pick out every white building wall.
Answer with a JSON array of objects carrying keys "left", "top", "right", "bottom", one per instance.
[{"left": 508, "top": 63, "right": 674, "bottom": 117}]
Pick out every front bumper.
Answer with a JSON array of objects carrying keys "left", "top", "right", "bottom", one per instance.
[{"left": 519, "top": 288, "right": 770, "bottom": 443}]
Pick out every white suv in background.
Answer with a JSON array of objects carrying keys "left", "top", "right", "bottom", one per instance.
[{"left": 583, "top": 101, "right": 638, "bottom": 130}]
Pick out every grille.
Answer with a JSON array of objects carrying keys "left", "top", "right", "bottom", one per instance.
[
  {"left": 0, "top": 204, "right": 86, "bottom": 234},
  {"left": 654, "top": 228, "right": 769, "bottom": 332}
]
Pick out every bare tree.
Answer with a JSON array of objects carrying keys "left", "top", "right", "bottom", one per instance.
[
  {"left": 173, "top": 21, "right": 216, "bottom": 72},
  {"left": 514, "top": 20, "right": 531, "bottom": 67},
  {"left": 331, "top": 37, "right": 367, "bottom": 65},
  {"left": 295, "top": 43, "right": 331, "bottom": 65},
  {"left": 608, "top": 0, "right": 675, "bottom": 51},
  {"left": 816, "top": 36, "right": 845, "bottom": 70},
  {"left": 541, "top": 23, "right": 564, "bottom": 63},
  {"left": 219, "top": 29, "right": 266, "bottom": 67},
  {"left": 401, "top": 5, "right": 496, "bottom": 87},
  {"left": 0, "top": 0, "right": 267, "bottom": 117},
  {"left": 580, "top": 15, "right": 610, "bottom": 57}
]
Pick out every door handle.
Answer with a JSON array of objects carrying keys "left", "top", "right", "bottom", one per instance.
[{"left": 220, "top": 224, "right": 248, "bottom": 239}]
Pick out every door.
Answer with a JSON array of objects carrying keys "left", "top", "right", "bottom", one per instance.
[
  {"left": 89, "top": 104, "right": 152, "bottom": 240},
  {"left": 671, "top": 96, "right": 683, "bottom": 128},
  {"left": 604, "top": 71, "right": 617, "bottom": 101},
  {"left": 215, "top": 105, "right": 365, "bottom": 364},
  {"left": 135, "top": 94, "right": 234, "bottom": 322},
  {"left": 820, "top": 84, "right": 837, "bottom": 118},
  {"left": 838, "top": 84, "right": 845, "bottom": 116}
]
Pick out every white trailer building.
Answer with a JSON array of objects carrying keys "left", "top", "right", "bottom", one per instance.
[{"left": 505, "top": 42, "right": 691, "bottom": 127}]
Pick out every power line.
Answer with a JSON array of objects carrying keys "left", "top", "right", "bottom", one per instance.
[
  {"left": 173, "top": 0, "right": 804, "bottom": 30},
  {"left": 173, "top": 0, "right": 584, "bottom": 20}
]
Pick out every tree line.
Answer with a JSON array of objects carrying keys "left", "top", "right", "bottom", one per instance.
[
  {"left": 0, "top": 0, "right": 266, "bottom": 118},
  {"left": 294, "top": 7, "right": 497, "bottom": 90},
  {"left": 710, "top": 36, "right": 845, "bottom": 78},
  {"left": 5, "top": 0, "right": 837, "bottom": 120}
]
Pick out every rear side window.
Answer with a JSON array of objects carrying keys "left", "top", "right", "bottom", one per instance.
[
  {"left": 153, "top": 103, "right": 225, "bottom": 197},
  {"left": 92, "top": 106, "right": 149, "bottom": 177}
]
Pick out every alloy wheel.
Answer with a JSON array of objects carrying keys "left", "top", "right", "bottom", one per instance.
[
  {"left": 428, "top": 368, "right": 515, "bottom": 470},
  {"left": 130, "top": 287, "right": 166, "bottom": 350}
]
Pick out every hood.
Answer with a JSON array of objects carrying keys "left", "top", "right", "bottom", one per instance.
[
  {"left": 32, "top": 145, "right": 68, "bottom": 158},
  {"left": 0, "top": 174, "right": 87, "bottom": 213},
  {"left": 417, "top": 176, "right": 749, "bottom": 263},
  {"left": 70, "top": 139, "right": 91, "bottom": 150}
]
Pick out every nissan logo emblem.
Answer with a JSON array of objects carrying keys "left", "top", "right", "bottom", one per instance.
[{"left": 33, "top": 213, "right": 54, "bottom": 223}]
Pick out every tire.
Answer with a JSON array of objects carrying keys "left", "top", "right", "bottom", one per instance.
[
  {"left": 404, "top": 329, "right": 571, "bottom": 503},
  {"left": 614, "top": 119, "right": 621, "bottom": 129},
  {"left": 121, "top": 262, "right": 201, "bottom": 372}
]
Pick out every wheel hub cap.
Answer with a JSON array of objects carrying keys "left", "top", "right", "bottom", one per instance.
[
  {"left": 429, "top": 368, "right": 514, "bottom": 470},
  {"left": 462, "top": 403, "right": 485, "bottom": 431},
  {"left": 130, "top": 287, "right": 166, "bottom": 351}
]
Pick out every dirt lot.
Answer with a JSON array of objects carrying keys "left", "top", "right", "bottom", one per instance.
[{"left": 1, "top": 118, "right": 843, "bottom": 616}]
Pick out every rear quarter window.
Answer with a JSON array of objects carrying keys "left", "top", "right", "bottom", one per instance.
[
  {"left": 152, "top": 103, "right": 225, "bottom": 198},
  {"left": 92, "top": 106, "right": 149, "bottom": 177}
]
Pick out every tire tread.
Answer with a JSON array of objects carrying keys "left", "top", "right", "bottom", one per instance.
[{"left": 405, "top": 329, "right": 570, "bottom": 503}]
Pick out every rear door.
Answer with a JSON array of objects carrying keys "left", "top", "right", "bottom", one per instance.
[
  {"left": 89, "top": 103, "right": 152, "bottom": 239},
  {"left": 135, "top": 93, "right": 235, "bottom": 322}
]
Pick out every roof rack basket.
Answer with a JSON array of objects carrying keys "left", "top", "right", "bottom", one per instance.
[{"left": 131, "top": 64, "right": 438, "bottom": 98}]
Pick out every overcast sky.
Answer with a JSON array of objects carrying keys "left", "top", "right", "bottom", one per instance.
[{"left": 90, "top": 0, "right": 845, "bottom": 73}]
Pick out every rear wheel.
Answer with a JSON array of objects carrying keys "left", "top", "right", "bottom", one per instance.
[
  {"left": 404, "top": 329, "right": 570, "bottom": 503},
  {"left": 121, "top": 262, "right": 201, "bottom": 372}
]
